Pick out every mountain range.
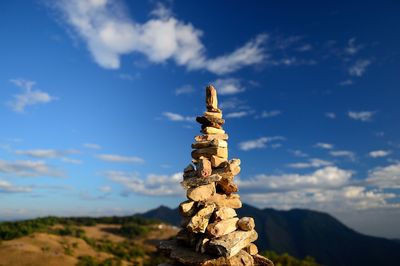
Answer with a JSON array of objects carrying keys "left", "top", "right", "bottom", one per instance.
[{"left": 137, "top": 204, "right": 400, "bottom": 266}]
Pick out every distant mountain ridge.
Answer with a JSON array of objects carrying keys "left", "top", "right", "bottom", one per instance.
[{"left": 137, "top": 204, "right": 400, "bottom": 266}]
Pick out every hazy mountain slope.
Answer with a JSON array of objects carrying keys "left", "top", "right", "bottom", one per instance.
[{"left": 138, "top": 204, "right": 400, "bottom": 266}]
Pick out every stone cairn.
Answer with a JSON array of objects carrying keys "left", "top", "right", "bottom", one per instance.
[{"left": 158, "top": 85, "right": 274, "bottom": 266}]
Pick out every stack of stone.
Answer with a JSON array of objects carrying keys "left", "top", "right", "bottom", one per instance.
[{"left": 158, "top": 85, "right": 273, "bottom": 266}]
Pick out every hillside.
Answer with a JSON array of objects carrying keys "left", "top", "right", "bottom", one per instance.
[
  {"left": 137, "top": 204, "right": 400, "bottom": 266},
  {"left": 0, "top": 216, "right": 178, "bottom": 266}
]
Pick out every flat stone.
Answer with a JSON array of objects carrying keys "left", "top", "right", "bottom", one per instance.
[
  {"left": 208, "top": 230, "right": 258, "bottom": 258},
  {"left": 158, "top": 240, "right": 255, "bottom": 266}
]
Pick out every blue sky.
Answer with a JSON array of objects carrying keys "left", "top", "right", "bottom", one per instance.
[{"left": 0, "top": 0, "right": 399, "bottom": 238}]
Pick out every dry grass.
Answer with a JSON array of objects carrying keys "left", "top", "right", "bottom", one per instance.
[{"left": 0, "top": 223, "right": 179, "bottom": 266}]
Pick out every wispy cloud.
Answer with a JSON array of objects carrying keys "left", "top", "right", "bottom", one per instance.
[
  {"left": 8, "top": 79, "right": 56, "bottom": 113},
  {"left": 0, "top": 159, "right": 64, "bottom": 177},
  {"left": 53, "top": 1, "right": 267, "bottom": 75},
  {"left": 238, "top": 136, "right": 284, "bottom": 151},
  {"left": 0, "top": 179, "right": 32, "bottom": 193},
  {"left": 175, "top": 85, "right": 194, "bottom": 95},
  {"left": 83, "top": 143, "right": 102, "bottom": 150},
  {"left": 258, "top": 110, "right": 282, "bottom": 118},
  {"left": 219, "top": 97, "right": 249, "bottom": 110},
  {"left": 287, "top": 158, "right": 333, "bottom": 169},
  {"left": 338, "top": 79, "right": 353, "bottom": 86},
  {"left": 330, "top": 150, "right": 356, "bottom": 161},
  {"left": 225, "top": 111, "right": 249, "bottom": 119},
  {"left": 348, "top": 59, "right": 371, "bottom": 77},
  {"left": 214, "top": 78, "right": 245, "bottom": 95},
  {"left": 61, "top": 158, "right": 83, "bottom": 164},
  {"left": 348, "top": 111, "right": 375, "bottom": 121},
  {"left": 106, "top": 171, "right": 182, "bottom": 196},
  {"left": 345, "top": 38, "right": 363, "bottom": 56},
  {"left": 369, "top": 150, "right": 391, "bottom": 158},
  {"left": 314, "top": 142, "right": 334, "bottom": 149},
  {"left": 162, "top": 112, "right": 194, "bottom": 122},
  {"left": 99, "top": 185, "right": 112, "bottom": 193},
  {"left": 15, "top": 149, "right": 79, "bottom": 158},
  {"left": 325, "top": 112, "right": 336, "bottom": 119},
  {"left": 289, "top": 149, "right": 308, "bottom": 157},
  {"left": 96, "top": 154, "right": 144, "bottom": 164}
]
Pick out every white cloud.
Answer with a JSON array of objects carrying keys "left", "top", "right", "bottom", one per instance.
[
  {"left": 175, "top": 85, "right": 194, "bottom": 95},
  {"left": 239, "top": 166, "right": 351, "bottom": 191},
  {"left": 225, "top": 111, "right": 248, "bottom": 119},
  {"left": 162, "top": 112, "right": 194, "bottom": 122},
  {"left": 15, "top": 149, "right": 79, "bottom": 158},
  {"left": 348, "top": 59, "right": 371, "bottom": 77},
  {"left": 366, "top": 163, "right": 400, "bottom": 188},
  {"left": 287, "top": 158, "right": 333, "bottom": 169},
  {"left": 214, "top": 78, "right": 245, "bottom": 95},
  {"left": 325, "top": 112, "right": 336, "bottom": 119},
  {"left": 369, "top": 150, "right": 391, "bottom": 158},
  {"left": 259, "top": 110, "right": 281, "bottom": 118},
  {"left": 330, "top": 150, "right": 356, "bottom": 161},
  {"left": 0, "top": 179, "right": 32, "bottom": 193},
  {"left": 243, "top": 186, "right": 395, "bottom": 211},
  {"left": 314, "top": 142, "right": 334, "bottom": 149},
  {"left": 238, "top": 136, "right": 284, "bottom": 151},
  {"left": 106, "top": 171, "right": 183, "bottom": 196},
  {"left": 83, "top": 143, "right": 102, "bottom": 149},
  {"left": 8, "top": 79, "right": 56, "bottom": 113},
  {"left": 54, "top": 0, "right": 267, "bottom": 74},
  {"left": 239, "top": 165, "right": 397, "bottom": 211},
  {"left": 348, "top": 111, "right": 375, "bottom": 121},
  {"left": 96, "top": 154, "right": 144, "bottom": 164},
  {"left": 0, "top": 159, "right": 63, "bottom": 177}
]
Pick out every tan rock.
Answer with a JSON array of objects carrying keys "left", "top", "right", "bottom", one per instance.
[
  {"left": 205, "top": 193, "right": 242, "bottom": 209},
  {"left": 203, "top": 111, "right": 223, "bottom": 119},
  {"left": 192, "top": 147, "right": 228, "bottom": 160},
  {"left": 179, "top": 200, "right": 197, "bottom": 217},
  {"left": 195, "top": 133, "right": 228, "bottom": 142},
  {"left": 181, "top": 174, "right": 222, "bottom": 189},
  {"left": 202, "top": 127, "right": 225, "bottom": 135},
  {"left": 192, "top": 139, "right": 228, "bottom": 149},
  {"left": 217, "top": 177, "right": 238, "bottom": 194},
  {"left": 214, "top": 207, "right": 237, "bottom": 221},
  {"left": 187, "top": 183, "right": 215, "bottom": 201},
  {"left": 237, "top": 217, "right": 255, "bottom": 231},
  {"left": 187, "top": 204, "right": 215, "bottom": 233},
  {"left": 207, "top": 217, "right": 239, "bottom": 238},
  {"left": 197, "top": 157, "right": 212, "bottom": 178},
  {"left": 208, "top": 230, "right": 258, "bottom": 258},
  {"left": 206, "top": 85, "right": 218, "bottom": 111},
  {"left": 211, "top": 155, "right": 228, "bottom": 167},
  {"left": 244, "top": 243, "right": 258, "bottom": 255},
  {"left": 212, "top": 159, "right": 241, "bottom": 178}
]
